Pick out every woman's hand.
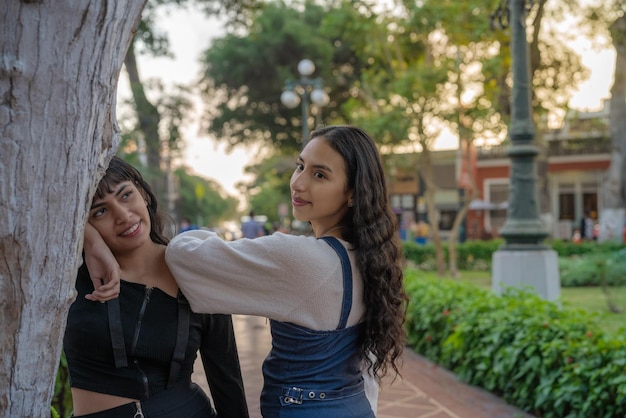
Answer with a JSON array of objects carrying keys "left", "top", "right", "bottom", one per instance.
[{"left": 83, "top": 223, "right": 120, "bottom": 302}]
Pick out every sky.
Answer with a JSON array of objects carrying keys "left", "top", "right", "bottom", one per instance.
[{"left": 122, "top": 7, "right": 616, "bottom": 201}]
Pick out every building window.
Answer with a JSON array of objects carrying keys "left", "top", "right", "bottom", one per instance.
[
  {"left": 559, "top": 183, "right": 575, "bottom": 220},
  {"left": 439, "top": 210, "right": 456, "bottom": 231},
  {"left": 391, "top": 194, "right": 416, "bottom": 210},
  {"left": 489, "top": 183, "right": 509, "bottom": 207},
  {"left": 391, "top": 195, "right": 401, "bottom": 209},
  {"left": 582, "top": 181, "right": 598, "bottom": 219},
  {"left": 487, "top": 182, "right": 509, "bottom": 235}
]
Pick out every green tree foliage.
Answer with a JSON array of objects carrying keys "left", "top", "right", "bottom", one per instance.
[
  {"left": 243, "top": 153, "right": 296, "bottom": 225},
  {"left": 175, "top": 168, "right": 239, "bottom": 227},
  {"left": 51, "top": 353, "right": 71, "bottom": 418},
  {"left": 199, "top": 0, "right": 348, "bottom": 152},
  {"left": 198, "top": 0, "right": 589, "bottom": 150}
]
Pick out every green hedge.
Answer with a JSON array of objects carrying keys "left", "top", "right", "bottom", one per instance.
[
  {"left": 559, "top": 249, "right": 626, "bottom": 287},
  {"left": 403, "top": 240, "right": 626, "bottom": 284},
  {"left": 402, "top": 239, "right": 623, "bottom": 269},
  {"left": 549, "top": 239, "right": 623, "bottom": 257},
  {"left": 403, "top": 239, "right": 502, "bottom": 270},
  {"left": 404, "top": 270, "right": 626, "bottom": 418}
]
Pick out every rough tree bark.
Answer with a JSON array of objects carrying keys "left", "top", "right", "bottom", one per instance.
[
  {"left": 599, "top": 13, "right": 626, "bottom": 243},
  {"left": 0, "top": 1, "right": 145, "bottom": 416}
]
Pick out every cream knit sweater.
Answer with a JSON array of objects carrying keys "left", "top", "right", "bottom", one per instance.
[{"left": 165, "top": 230, "right": 365, "bottom": 330}]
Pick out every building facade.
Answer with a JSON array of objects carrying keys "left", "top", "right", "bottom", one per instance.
[{"left": 388, "top": 101, "right": 613, "bottom": 242}]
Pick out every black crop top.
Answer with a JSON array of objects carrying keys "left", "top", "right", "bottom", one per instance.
[{"left": 63, "top": 264, "right": 248, "bottom": 417}]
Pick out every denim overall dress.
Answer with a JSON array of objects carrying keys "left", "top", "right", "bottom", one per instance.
[{"left": 260, "top": 237, "right": 375, "bottom": 417}]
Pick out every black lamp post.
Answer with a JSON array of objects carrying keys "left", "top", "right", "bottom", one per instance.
[
  {"left": 280, "top": 59, "right": 329, "bottom": 146},
  {"left": 491, "top": 0, "right": 560, "bottom": 301},
  {"left": 492, "top": 0, "right": 548, "bottom": 249}
]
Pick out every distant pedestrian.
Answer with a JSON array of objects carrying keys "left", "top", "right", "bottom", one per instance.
[
  {"left": 241, "top": 210, "right": 264, "bottom": 239},
  {"left": 580, "top": 211, "right": 594, "bottom": 241},
  {"left": 179, "top": 217, "right": 197, "bottom": 233}
]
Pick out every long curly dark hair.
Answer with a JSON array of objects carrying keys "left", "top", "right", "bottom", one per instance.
[
  {"left": 94, "top": 156, "right": 170, "bottom": 245},
  {"left": 309, "top": 125, "right": 408, "bottom": 381}
]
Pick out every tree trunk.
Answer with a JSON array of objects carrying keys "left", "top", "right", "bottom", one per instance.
[
  {"left": 0, "top": 2, "right": 145, "bottom": 416},
  {"left": 599, "top": 14, "right": 626, "bottom": 243},
  {"left": 419, "top": 147, "right": 446, "bottom": 276},
  {"left": 449, "top": 139, "right": 476, "bottom": 279},
  {"left": 448, "top": 201, "right": 467, "bottom": 278},
  {"left": 124, "top": 41, "right": 164, "bottom": 199}
]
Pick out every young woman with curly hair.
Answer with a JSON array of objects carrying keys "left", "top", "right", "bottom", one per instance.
[
  {"left": 85, "top": 126, "right": 408, "bottom": 417},
  {"left": 167, "top": 125, "right": 408, "bottom": 417}
]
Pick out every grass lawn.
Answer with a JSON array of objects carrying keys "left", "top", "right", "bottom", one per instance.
[{"left": 409, "top": 269, "right": 626, "bottom": 336}]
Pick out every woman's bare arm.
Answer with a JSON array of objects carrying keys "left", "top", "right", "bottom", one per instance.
[{"left": 83, "top": 223, "right": 120, "bottom": 302}]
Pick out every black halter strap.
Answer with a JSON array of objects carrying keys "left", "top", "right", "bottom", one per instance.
[
  {"left": 107, "top": 289, "right": 191, "bottom": 384},
  {"left": 107, "top": 297, "right": 128, "bottom": 368},
  {"left": 167, "top": 291, "right": 190, "bottom": 387}
]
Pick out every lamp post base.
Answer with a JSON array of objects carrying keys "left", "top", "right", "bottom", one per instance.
[{"left": 492, "top": 249, "right": 561, "bottom": 301}]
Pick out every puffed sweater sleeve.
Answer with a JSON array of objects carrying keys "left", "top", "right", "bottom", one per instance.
[{"left": 165, "top": 230, "right": 351, "bottom": 329}]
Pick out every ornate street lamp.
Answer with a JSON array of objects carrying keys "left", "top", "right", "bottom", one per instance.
[
  {"left": 490, "top": 0, "right": 560, "bottom": 301},
  {"left": 280, "top": 59, "right": 329, "bottom": 146}
]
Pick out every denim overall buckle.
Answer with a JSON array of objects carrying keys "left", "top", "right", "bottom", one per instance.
[{"left": 282, "top": 387, "right": 304, "bottom": 405}]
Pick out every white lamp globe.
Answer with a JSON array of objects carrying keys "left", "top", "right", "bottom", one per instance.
[
  {"left": 280, "top": 90, "right": 300, "bottom": 108},
  {"left": 311, "top": 89, "right": 330, "bottom": 107},
  {"left": 297, "top": 59, "right": 315, "bottom": 77}
]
